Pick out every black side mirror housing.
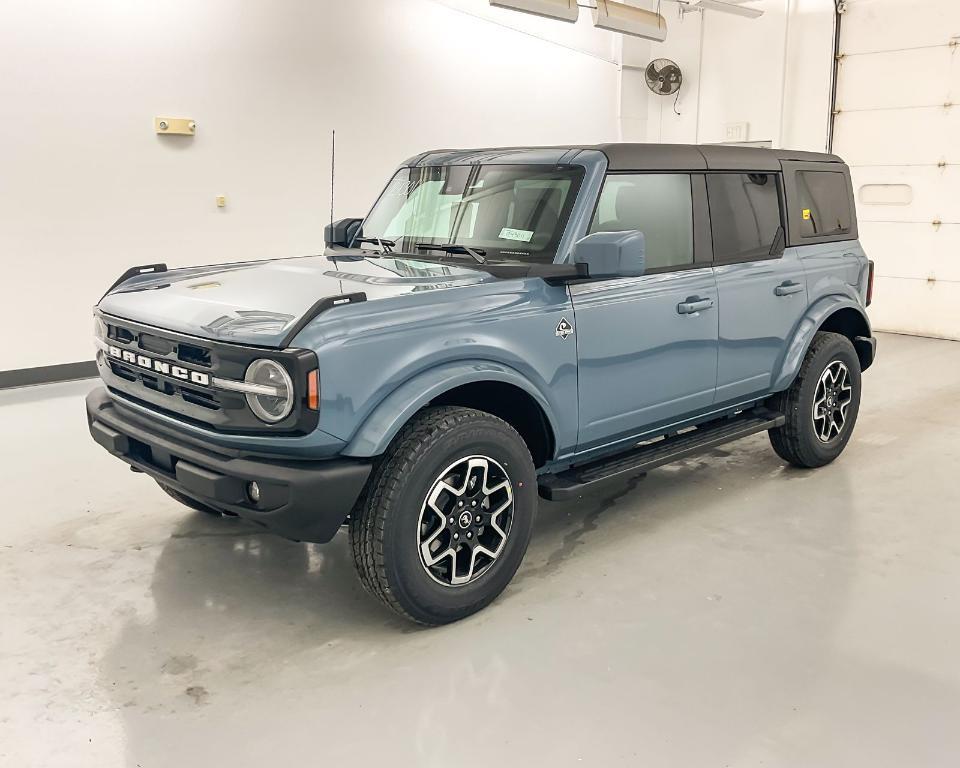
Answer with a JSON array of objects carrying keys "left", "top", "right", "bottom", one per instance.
[{"left": 324, "top": 218, "right": 363, "bottom": 247}]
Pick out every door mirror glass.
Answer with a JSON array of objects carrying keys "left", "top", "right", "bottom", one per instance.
[
  {"left": 324, "top": 218, "right": 363, "bottom": 247},
  {"left": 572, "top": 230, "right": 646, "bottom": 278}
]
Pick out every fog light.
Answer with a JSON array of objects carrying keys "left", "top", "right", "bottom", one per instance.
[{"left": 247, "top": 481, "right": 261, "bottom": 503}]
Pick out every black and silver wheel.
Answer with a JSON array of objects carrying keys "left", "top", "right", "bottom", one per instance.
[
  {"left": 349, "top": 406, "right": 537, "bottom": 625},
  {"left": 769, "top": 331, "right": 862, "bottom": 468},
  {"left": 418, "top": 455, "right": 515, "bottom": 586},
  {"left": 812, "top": 360, "right": 853, "bottom": 443}
]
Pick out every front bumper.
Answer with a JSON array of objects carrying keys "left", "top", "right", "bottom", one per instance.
[{"left": 86, "top": 387, "right": 371, "bottom": 542}]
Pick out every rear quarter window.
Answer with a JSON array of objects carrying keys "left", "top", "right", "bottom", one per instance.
[{"left": 796, "top": 171, "right": 852, "bottom": 237}]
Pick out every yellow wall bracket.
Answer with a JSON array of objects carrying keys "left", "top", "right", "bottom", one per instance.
[{"left": 155, "top": 117, "right": 196, "bottom": 136}]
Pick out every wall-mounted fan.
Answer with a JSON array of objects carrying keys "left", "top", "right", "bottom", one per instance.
[{"left": 645, "top": 58, "right": 683, "bottom": 96}]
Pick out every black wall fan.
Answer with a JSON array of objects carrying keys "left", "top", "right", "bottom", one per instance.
[{"left": 645, "top": 58, "right": 683, "bottom": 96}]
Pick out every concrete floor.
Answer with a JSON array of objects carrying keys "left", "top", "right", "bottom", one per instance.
[{"left": 2, "top": 332, "right": 959, "bottom": 767}]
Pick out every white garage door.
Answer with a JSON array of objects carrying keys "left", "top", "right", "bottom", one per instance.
[{"left": 833, "top": 0, "right": 960, "bottom": 340}]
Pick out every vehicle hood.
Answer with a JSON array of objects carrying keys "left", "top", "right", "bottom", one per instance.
[{"left": 97, "top": 251, "right": 495, "bottom": 347}]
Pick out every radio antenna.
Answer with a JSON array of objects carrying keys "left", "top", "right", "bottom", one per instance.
[{"left": 329, "top": 129, "right": 336, "bottom": 226}]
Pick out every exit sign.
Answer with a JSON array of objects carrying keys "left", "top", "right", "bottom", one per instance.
[{"left": 724, "top": 122, "right": 750, "bottom": 142}]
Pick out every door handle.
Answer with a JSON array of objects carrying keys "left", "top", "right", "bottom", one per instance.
[
  {"left": 677, "top": 296, "right": 714, "bottom": 314},
  {"left": 775, "top": 281, "right": 804, "bottom": 296}
]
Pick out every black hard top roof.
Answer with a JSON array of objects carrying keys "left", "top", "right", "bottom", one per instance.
[
  {"left": 596, "top": 143, "right": 843, "bottom": 171},
  {"left": 405, "top": 143, "right": 844, "bottom": 172}
]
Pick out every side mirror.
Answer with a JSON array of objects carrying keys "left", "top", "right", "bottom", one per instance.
[
  {"left": 572, "top": 230, "right": 646, "bottom": 278},
  {"left": 324, "top": 218, "right": 363, "bottom": 247}
]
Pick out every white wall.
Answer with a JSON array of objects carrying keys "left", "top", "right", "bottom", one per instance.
[
  {"left": 0, "top": 0, "right": 621, "bottom": 371},
  {"left": 636, "top": 0, "right": 835, "bottom": 150}
]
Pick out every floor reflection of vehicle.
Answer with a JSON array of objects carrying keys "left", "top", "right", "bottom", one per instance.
[{"left": 95, "top": 456, "right": 897, "bottom": 767}]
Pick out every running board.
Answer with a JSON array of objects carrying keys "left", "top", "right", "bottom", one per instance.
[{"left": 538, "top": 408, "right": 785, "bottom": 502}]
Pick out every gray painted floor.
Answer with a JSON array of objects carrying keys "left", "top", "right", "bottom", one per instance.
[{"left": 2, "top": 332, "right": 959, "bottom": 767}]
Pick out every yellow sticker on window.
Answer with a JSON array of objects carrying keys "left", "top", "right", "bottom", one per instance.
[{"left": 802, "top": 208, "right": 812, "bottom": 220}]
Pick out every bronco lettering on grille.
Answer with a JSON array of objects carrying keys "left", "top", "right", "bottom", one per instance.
[{"left": 107, "top": 346, "right": 210, "bottom": 386}]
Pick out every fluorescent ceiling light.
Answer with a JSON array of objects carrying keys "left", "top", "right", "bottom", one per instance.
[
  {"left": 488, "top": 0, "right": 579, "bottom": 23},
  {"left": 686, "top": 0, "right": 764, "bottom": 18},
  {"left": 592, "top": 0, "right": 668, "bottom": 42}
]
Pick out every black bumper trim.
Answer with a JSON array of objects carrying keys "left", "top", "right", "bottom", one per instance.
[
  {"left": 854, "top": 335, "right": 877, "bottom": 371},
  {"left": 86, "top": 387, "right": 370, "bottom": 543}
]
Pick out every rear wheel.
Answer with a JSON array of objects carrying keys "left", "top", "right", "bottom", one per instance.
[
  {"left": 768, "top": 331, "right": 862, "bottom": 468},
  {"left": 349, "top": 406, "right": 537, "bottom": 625}
]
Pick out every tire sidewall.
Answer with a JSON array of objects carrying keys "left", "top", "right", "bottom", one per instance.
[
  {"left": 796, "top": 336, "right": 862, "bottom": 463},
  {"left": 379, "top": 418, "right": 537, "bottom": 623}
]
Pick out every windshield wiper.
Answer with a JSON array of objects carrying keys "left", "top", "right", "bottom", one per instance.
[
  {"left": 353, "top": 236, "right": 395, "bottom": 253},
  {"left": 415, "top": 243, "right": 487, "bottom": 264}
]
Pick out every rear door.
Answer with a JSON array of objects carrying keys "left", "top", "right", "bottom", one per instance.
[
  {"left": 572, "top": 173, "right": 718, "bottom": 452},
  {"left": 708, "top": 172, "right": 809, "bottom": 404}
]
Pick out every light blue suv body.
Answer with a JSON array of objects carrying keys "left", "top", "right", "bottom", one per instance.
[{"left": 87, "top": 143, "right": 875, "bottom": 550}]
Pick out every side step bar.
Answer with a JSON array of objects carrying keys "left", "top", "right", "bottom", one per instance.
[{"left": 538, "top": 408, "right": 785, "bottom": 502}]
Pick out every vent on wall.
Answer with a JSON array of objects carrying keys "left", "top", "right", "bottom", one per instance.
[{"left": 859, "top": 184, "right": 913, "bottom": 206}]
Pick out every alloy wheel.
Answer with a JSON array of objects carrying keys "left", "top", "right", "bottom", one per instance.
[
  {"left": 812, "top": 360, "right": 853, "bottom": 443},
  {"left": 417, "top": 455, "right": 514, "bottom": 587}
]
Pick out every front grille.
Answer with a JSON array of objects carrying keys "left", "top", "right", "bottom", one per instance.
[
  {"left": 110, "top": 361, "right": 138, "bottom": 382},
  {"left": 178, "top": 343, "right": 212, "bottom": 368},
  {"left": 108, "top": 324, "right": 135, "bottom": 344},
  {"left": 138, "top": 332, "right": 176, "bottom": 356},
  {"left": 95, "top": 311, "right": 319, "bottom": 435},
  {"left": 181, "top": 387, "right": 219, "bottom": 410},
  {"left": 105, "top": 324, "right": 224, "bottom": 412}
]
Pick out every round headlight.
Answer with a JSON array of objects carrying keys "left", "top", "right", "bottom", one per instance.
[{"left": 244, "top": 359, "right": 294, "bottom": 423}]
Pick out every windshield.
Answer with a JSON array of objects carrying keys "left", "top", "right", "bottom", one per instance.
[{"left": 359, "top": 164, "right": 584, "bottom": 263}]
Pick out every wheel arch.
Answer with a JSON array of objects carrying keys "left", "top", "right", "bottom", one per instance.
[
  {"left": 773, "top": 296, "right": 874, "bottom": 392},
  {"left": 342, "top": 361, "right": 559, "bottom": 467}
]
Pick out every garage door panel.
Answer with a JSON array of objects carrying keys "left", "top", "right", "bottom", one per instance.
[
  {"left": 852, "top": 166, "right": 960, "bottom": 224},
  {"left": 834, "top": 108, "right": 959, "bottom": 167},
  {"left": 838, "top": 0, "right": 960, "bottom": 339},
  {"left": 858, "top": 221, "right": 960, "bottom": 282},
  {"left": 842, "top": 0, "right": 960, "bottom": 55},
  {"left": 869, "top": 276, "right": 960, "bottom": 341},
  {"left": 837, "top": 47, "right": 958, "bottom": 111}
]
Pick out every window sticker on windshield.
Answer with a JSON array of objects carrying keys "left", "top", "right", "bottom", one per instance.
[{"left": 499, "top": 227, "right": 534, "bottom": 242}]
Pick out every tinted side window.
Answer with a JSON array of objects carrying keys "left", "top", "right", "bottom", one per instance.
[
  {"left": 707, "top": 173, "right": 782, "bottom": 262},
  {"left": 796, "top": 171, "right": 851, "bottom": 237},
  {"left": 589, "top": 174, "right": 693, "bottom": 271}
]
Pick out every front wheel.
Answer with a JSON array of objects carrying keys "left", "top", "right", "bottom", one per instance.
[
  {"left": 768, "top": 331, "right": 862, "bottom": 468},
  {"left": 349, "top": 406, "right": 537, "bottom": 625}
]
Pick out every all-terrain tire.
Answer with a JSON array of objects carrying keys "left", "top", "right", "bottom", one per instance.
[
  {"left": 768, "top": 331, "right": 862, "bottom": 468},
  {"left": 158, "top": 482, "right": 227, "bottom": 516},
  {"left": 349, "top": 406, "right": 537, "bottom": 625}
]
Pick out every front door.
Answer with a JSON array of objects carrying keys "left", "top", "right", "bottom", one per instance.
[{"left": 571, "top": 172, "right": 719, "bottom": 452}]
